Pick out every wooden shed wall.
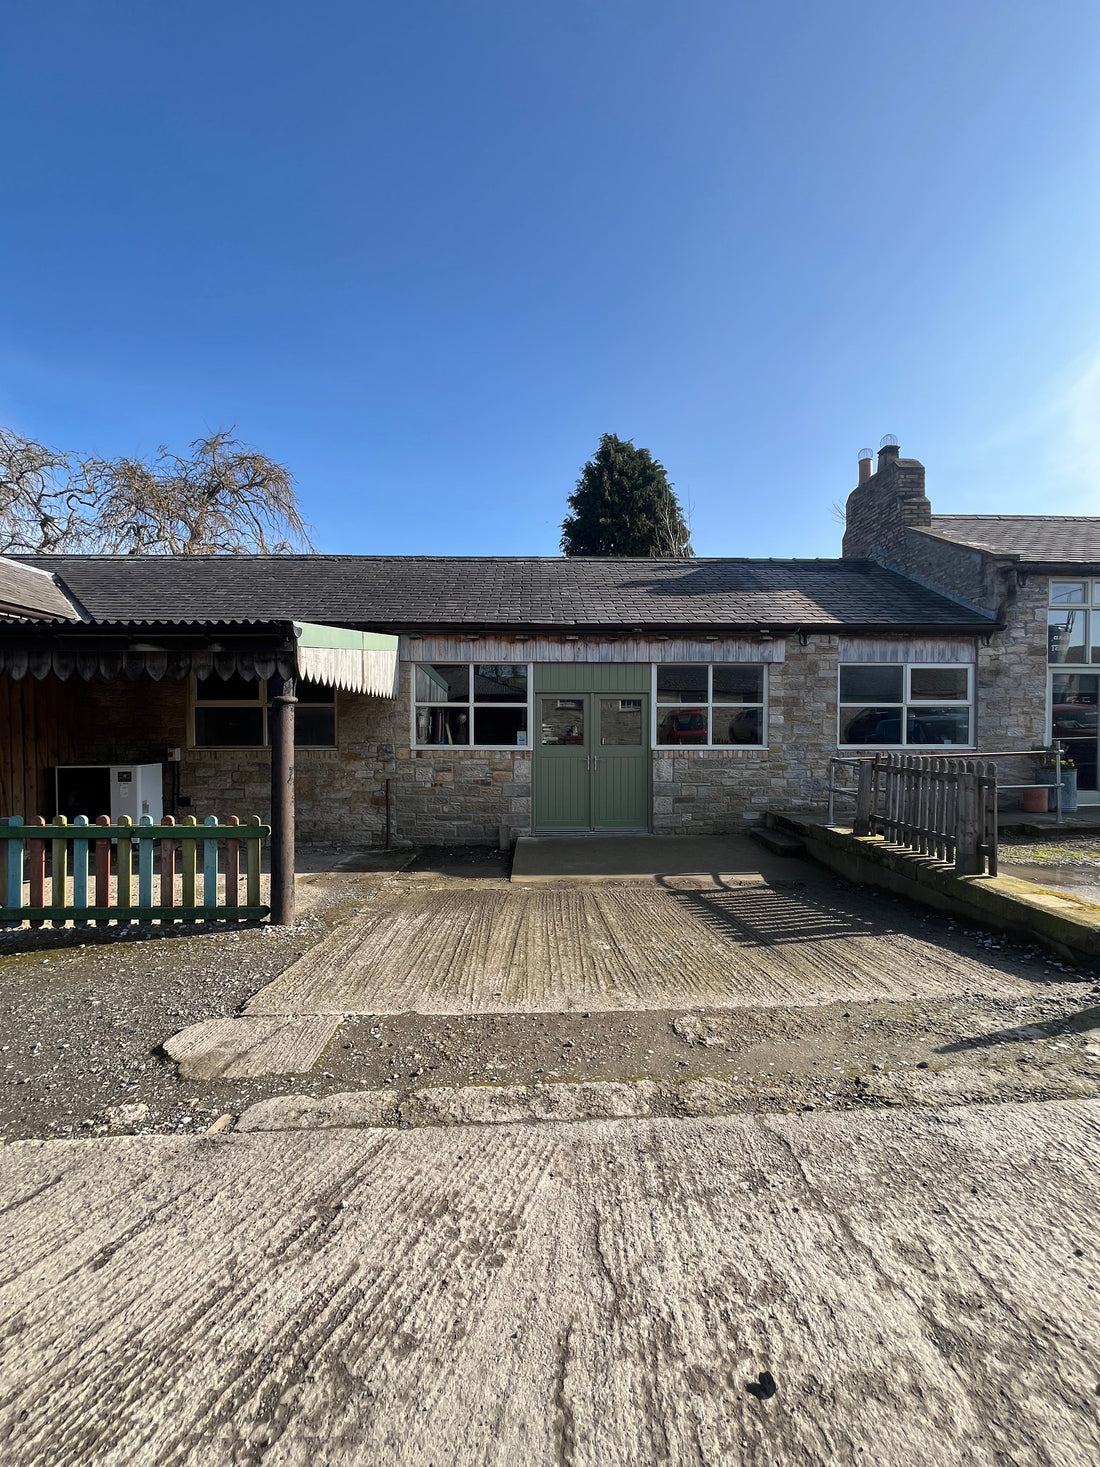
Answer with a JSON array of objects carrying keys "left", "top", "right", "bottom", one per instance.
[{"left": 0, "top": 674, "right": 80, "bottom": 819}]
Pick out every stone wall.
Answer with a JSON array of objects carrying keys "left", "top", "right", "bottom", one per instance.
[
  {"left": 68, "top": 663, "right": 532, "bottom": 845},
  {"left": 888, "top": 527, "right": 1006, "bottom": 614},
  {"left": 974, "top": 577, "right": 1049, "bottom": 753},
  {"left": 32, "top": 609, "right": 1057, "bottom": 841},
  {"left": 652, "top": 637, "right": 839, "bottom": 832}
]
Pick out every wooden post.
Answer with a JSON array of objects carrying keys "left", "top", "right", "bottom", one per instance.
[
  {"left": 853, "top": 760, "right": 874, "bottom": 836},
  {"left": 181, "top": 815, "right": 198, "bottom": 910},
  {"left": 955, "top": 759, "right": 981, "bottom": 875},
  {"left": 269, "top": 673, "right": 297, "bottom": 926},
  {"left": 28, "top": 816, "right": 46, "bottom": 928}
]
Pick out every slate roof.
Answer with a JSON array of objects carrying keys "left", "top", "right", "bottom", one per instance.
[
  {"left": 929, "top": 515, "right": 1100, "bottom": 563},
  {"left": 8, "top": 554, "right": 993, "bottom": 632},
  {"left": 0, "top": 556, "right": 81, "bottom": 620}
]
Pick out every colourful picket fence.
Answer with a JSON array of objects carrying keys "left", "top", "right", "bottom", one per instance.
[{"left": 0, "top": 814, "right": 270, "bottom": 927}]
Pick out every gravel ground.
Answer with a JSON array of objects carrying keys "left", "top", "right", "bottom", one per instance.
[{"left": 2, "top": 847, "right": 1100, "bottom": 1142}]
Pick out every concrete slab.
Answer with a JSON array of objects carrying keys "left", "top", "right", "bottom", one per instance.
[
  {"left": 161, "top": 1015, "right": 340, "bottom": 1079},
  {"left": 245, "top": 880, "right": 1036, "bottom": 1018},
  {"left": 1, "top": 1100, "right": 1098, "bottom": 1465},
  {"left": 510, "top": 832, "right": 828, "bottom": 883}
]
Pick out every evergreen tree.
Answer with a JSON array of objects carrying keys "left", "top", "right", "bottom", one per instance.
[{"left": 560, "top": 434, "right": 693, "bottom": 557}]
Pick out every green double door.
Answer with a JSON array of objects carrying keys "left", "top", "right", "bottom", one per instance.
[{"left": 533, "top": 690, "right": 651, "bottom": 831}]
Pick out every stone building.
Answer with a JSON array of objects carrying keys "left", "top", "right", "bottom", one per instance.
[{"left": 1, "top": 440, "right": 1098, "bottom": 843}]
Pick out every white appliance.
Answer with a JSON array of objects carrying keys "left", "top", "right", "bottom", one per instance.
[{"left": 54, "top": 764, "right": 164, "bottom": 824}]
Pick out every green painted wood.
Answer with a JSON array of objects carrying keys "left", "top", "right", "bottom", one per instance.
[
  {"left": 245, "top": 814, "right": 262, "bottom": 907},
  {"left": 203, "top": 814, "right": 219, "bottom": 908},
  {"left": 534, "top": 663, "right": 649, "bottom": 695},
  {"left": 0, "top": 823, "right": 270, "bottom": 840},
  {"left": 533, "top": 689, "right": 652, "bottom": 831},
  {"left": 533, "top": 693, "right": 591, "bottom": 830},
  {"left": 117, "top": 817, "right": 133, "bottom": 923},
  {"left": 51, "top": 816, "right": 67, "bottom": 926},
  {"left": 4, "top": 816, "right": 22, "bottom": 909},
  {"left": 0, "top": 905, "right": 269, "bottom": 922},
  {"left": 592, "top": 695, "right": 651, "bottom": 830}
]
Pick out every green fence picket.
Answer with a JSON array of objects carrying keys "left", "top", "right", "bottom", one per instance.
[
  {"left": 0, "top": 814, "right": 269, "bottom": 927},
  {"left": 72, "top": 815, "right": 89, "bottom": 928}
]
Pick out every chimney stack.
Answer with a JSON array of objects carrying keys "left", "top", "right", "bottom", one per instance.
[{"left": 841, "top": 436, "right": 930, "bottom": 560}]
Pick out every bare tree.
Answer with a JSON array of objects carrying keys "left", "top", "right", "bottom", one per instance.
[{"left": 0, "top": 427, "right": 313, "bottom": 555}]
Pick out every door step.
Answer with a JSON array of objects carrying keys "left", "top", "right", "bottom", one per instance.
[{"left": 748, "top": 826, "right": 806, "bottom": 858}]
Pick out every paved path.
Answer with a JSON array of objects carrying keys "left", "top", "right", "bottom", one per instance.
[
  {"left": 2, "top": 1099, "right": 1098, "bottom": 1465},
  {"left": 246, "top": 879, "right": 1038, "bottom": 1017}
]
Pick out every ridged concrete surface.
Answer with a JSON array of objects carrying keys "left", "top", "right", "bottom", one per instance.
[
  {"left": 246, "top": 882, "right": 1037, "bottom": 1016},
  {"left": 2, "top": 1100, "right": 1098, "bottom": 1464},
  {"left": 161, "top": 1016, "right": 340, "bottom": 1079}
]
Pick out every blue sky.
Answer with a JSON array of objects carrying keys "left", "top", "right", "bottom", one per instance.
[{"left": 3, "top": 1, "right": 1100, "bottom": 557}]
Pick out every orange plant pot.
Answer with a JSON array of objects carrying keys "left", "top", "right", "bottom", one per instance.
[{"left": 1021, "top": 787, "right": 1050, "bottom": 813}]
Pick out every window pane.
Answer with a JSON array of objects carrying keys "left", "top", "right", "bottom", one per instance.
[
  {"left": 656, "top": 665, "right": 708, "bottom": 702},
  {"left": 414, "top": 706, "right": 470, "bottom": 744},
  {"left": 712, "top": 665, "right": 764, "bottom": 701},
  {"left": 1052, "top": 674, "right": 1099, "bottom": 740},
  {"left": 539, "top": 698, "right": 584, "bottom": 745},
  {"left": 657, "top": 707, "right": 708, "bottom": 744},
  {"left": 473, "top": 664, "right": 527, "bottom": 702},
  {"left": 297, "top": 682, "right": 335, "bottom": 706},
  {"left": 474, "top": 706, "right": 528, "bottom": 745},
  {"left": 194, "top": 706, "right": 264, "bottom": 747},
  {"left": 414, "top": 664, "right": 468, "bottom": 702},
  {"left": 839, "top": 706, "right": 903, "bottom": 745},
  {"left": 196, "top": 672, "right": 261, "bottom": 702},
  {"left": 906, "top": 707, "right": 971, "bottom": 745},
  {"left": 1048, "top": 610, "right": 1086, "bottom": 663},
  {"left": 598, "top": 699, "right": 642, "bottom": 746},
  {"left": 295, "top": 708, "right": 336, "bottom": 746},
  {"left": 712, "top": 707, "right": 763, "bottom": 746},
  {"left": 1051, "top": 581, "right": 1087, "bottom": 605},
  {"left": 910, "top": 667, "right": 969, "bottom": 701},
  {"left": 839, "top": 665, "right": 904, "bottom": 702}
]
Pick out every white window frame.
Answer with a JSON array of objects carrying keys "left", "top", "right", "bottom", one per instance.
[
  {"left": 836, "top": 663, "right": 973, "bottom": 750},
  {"left": 651, "top": 664, "right": 768, "bottom": 750},
  {"left": 411, "top": 662, "right": 533, "bottom": 750},
  {"left": 189, "top": 676, "right": 338, "bottom": 750},
  {"left": 1047, "top": 579, "right": 1100, "bottom": 666}
]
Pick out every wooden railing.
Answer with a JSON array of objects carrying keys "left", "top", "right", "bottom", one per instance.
[
  {"left": 847, "top": 753, "right": 998, "bottom": 877},
  {"left": 0, "top": 814, "right": 270, "bottom": 927}
]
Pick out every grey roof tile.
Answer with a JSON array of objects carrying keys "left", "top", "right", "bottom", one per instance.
[
  {"left": 930, "top": 515, "right": 1100, "bottom": 562},
  {"left": 15, "top": 554, "right": 990, "bottom": 630},
  {"left": 0, "top": 556, "right": 81, "bottom": 620}
]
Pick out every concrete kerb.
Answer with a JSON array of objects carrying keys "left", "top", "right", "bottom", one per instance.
[{"left": 773, "top": 811, "right": 1100, "bottom": 964}]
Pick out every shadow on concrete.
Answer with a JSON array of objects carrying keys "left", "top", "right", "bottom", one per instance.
[
  {"left": 658, "top": 878, "right": 884, "bottom": 947},
  {"left": 937, "top": 1005, "right": 1100, "bottom": 1054}
]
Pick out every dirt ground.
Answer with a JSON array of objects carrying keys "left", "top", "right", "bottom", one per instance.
[
  {"left": 1, "top": 847, "right": 1099, "bottom": 1143},
  {"left": 999, "top": 834, "right": 1100, "bottom": 903}
]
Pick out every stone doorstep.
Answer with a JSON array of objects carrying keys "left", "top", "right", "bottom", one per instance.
[{"left": 161, "top": 1017, "right": 341, "bottom": 1081}]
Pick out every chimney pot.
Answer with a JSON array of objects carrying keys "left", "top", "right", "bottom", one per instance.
[{"left": 857, "top": 449, "right": 873, "bottom": 484}]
